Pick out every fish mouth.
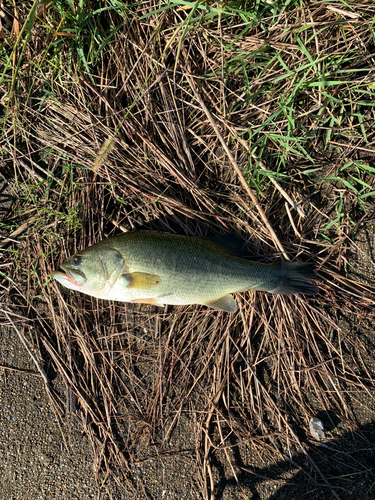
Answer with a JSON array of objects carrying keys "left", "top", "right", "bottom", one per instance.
[{"left": 52, "top": 265, "right": 86, "bottom": 288}]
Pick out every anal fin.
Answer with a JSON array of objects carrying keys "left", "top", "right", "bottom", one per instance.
[{"left": 205, "top": 294, "right": 237, "bottom": 313}]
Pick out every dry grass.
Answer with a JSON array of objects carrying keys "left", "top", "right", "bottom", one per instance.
[{"left": 1, "top": 1, "right": 375, "bottom": 498}]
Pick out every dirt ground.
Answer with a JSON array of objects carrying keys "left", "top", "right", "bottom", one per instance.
[
  {"left": 0, "top": 326, "right": 106, "bottom": 500},
  {"left": 1, "top": 331, "right": 375, "bottom": 500}
]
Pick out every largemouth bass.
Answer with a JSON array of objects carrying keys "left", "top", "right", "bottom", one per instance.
[{"left": 52, "top": 231, "right": 318, "bottom": 312}]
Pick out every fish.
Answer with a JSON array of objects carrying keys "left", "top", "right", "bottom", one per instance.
[{"left": 51, "top": 231, "right": 318, "bottom": 313}]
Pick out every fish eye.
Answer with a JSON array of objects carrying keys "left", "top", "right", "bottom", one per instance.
[{"left": 72, "top": 256, "right": 82, "bottom": 266}]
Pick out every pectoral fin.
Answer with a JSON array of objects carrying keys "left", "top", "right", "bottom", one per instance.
[
  {"left": 122, "top": 272, "right": 161, "bottom": 289},
  {"left": 204, "top": 294, "right": 237, "bottom": 313}
]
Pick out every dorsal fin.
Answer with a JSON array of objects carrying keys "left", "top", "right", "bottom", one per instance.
[{"left": 207, "top": 233, "right": 247, "bottom": 256}]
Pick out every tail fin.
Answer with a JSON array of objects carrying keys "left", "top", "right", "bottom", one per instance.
[{"left": 271, "top": 262, "right": 318, "bottom": 296}]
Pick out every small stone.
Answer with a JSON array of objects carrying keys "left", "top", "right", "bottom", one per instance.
[{"left": 309, "top": 417, "right": 325, "bottom": 441}]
